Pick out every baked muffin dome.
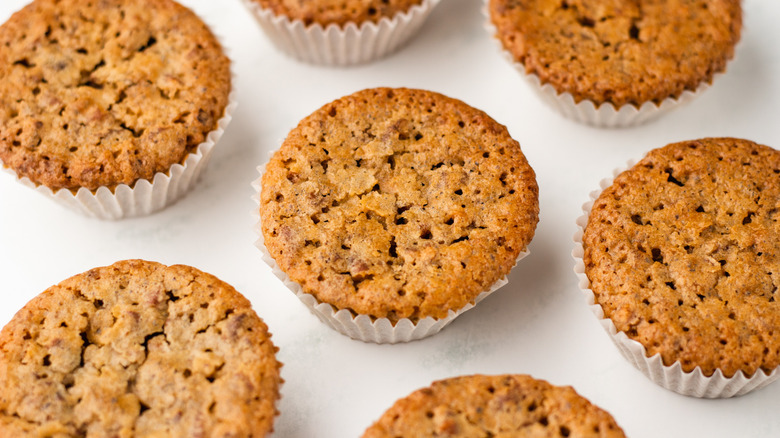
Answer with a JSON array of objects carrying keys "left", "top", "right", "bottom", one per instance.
[
  {"left": 252, "top": 0, "right": 425, "bottom": 27},
  {"left": 0, "top": 260, "right": 282, "bottom": 437},
  {"left": 488, "top": 0, "right": 742, "bottom": 107},
  {"left": 363, "top": 374, "right": 626, "bottom": 437},
  {"left": 259, "top": 87, "right": 539, "bottom": 323}
]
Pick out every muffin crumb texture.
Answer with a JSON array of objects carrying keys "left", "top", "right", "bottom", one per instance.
[
  {"left": 489, "top": 0, "right": 742, "bottom": 107},
  {"left": 0, "top": 0, "right": 231, "bottom": 191},
  {"left": 260, "top": 88, "right": 539, "bottom": 322},
  {"left": 362, "top": 374, "right": 626, "bottom": 437},
  {"left": 254, "top": 0, "right": 424, "bottom": 27},
  {"left": 584, "top": 138, "right": 780, "bottom": 378},
  {"left": 0, "top": 260, "right": 281, "bottom": 437}
]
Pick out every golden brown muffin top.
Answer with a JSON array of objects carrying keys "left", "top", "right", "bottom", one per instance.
[
  {"left": 0, "top": 260, "right": 281, "bottom": 437},
  {"left": 488, "top": 0, "right": 742, "bottom": 107},
  {"left": 0, "top": 0, "right": 231, "bottom": 191},
  {"left": 253, "top": 0, "right": 424, "bottom": 27},
  {"left": 260, "top": 88, "right": 539, "bottom": 322},
  {"left": 362, "top": 374, "right": 626, "bottom": 437},
  {"left": 584, "top": 138, "right": 780, "bottom": 378}
]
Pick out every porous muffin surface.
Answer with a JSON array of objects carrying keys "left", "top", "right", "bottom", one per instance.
[
  {"left": 253, "top": 0, "right": 424, "bottom": 27},
  {"left": 362, "top": 374, "right": 626, "bottom": 437},
  {"left": 583, "top": 138, "right": 780, "bottom": 378},
  {"left": 488, "top": 0, "right": 741, "bottom": 107},
  {"left": 260, "top": 87, "right": 539, "bottom": 322},
  {"left": 0, "top": 0, "right": 231, "bottom": 191},
  {"left": 0, "top": 260, "right": 282, "bottom": 438}
]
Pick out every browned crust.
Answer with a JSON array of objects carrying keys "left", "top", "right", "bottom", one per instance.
[
  {"left": 488, "top": 0, "right": 742, "bottom": 107},
  {"left": 259, "top": 87, "right": 539, "bottom": 322},
  {"left": 0, "top": 260, "right": 281, "bottom": 437},
  {"left": 584, "top": 138, "right": 780, "bottom": 378},
  {"left": 0, "top": 0, "right": 231, "bottom": 191},
  {"left": 362, "top": 374, "right": 626, "bottom": 437},
  {"left": 252, "top": 0, "right": 424, "bottom": 27}
]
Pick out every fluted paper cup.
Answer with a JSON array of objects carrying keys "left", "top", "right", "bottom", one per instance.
[
  {"left": 242, "top": 0, "right": 440, "bottom": 66},
  {"left": 253, "top": 156, "right": 529, "bottom": 344},
  {"left": 1, "top": 91, "right": 236, "bottom": 220}
]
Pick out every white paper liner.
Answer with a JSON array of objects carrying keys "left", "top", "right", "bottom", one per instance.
[
  {"left": 572, "top": 160, "right": 780, "bottom": 398},
  {"left": 1, "top": 91, "right": 236, "bottom": 220},
  {"left": 252, "top": 154, "right": 529, "bottom": 343},
  {"left": 482, "top": 1, "right": 720, "bottom": 128},
  {"left": 241, "top": 0, "right": 440, "bottom": 66}
]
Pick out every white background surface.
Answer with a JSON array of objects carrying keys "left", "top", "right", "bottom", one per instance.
[{"left": 1, "top": 0, "right": 779, "bottom": 436}]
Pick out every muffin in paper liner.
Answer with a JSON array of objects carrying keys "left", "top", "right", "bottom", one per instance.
[
  {"left": 0, "top": 0, "right": 236, "bottom": 220},
  {"left": 2, "top": 93, "right": 236, "bottom": 220},
  {"left": 482, "top": 0, "right": 738, "bottom": 128},
  {"left": 572, "top": 160, "right": 780, "bottom": 398},
  {"left": 0, "top": 259, "right": 282, "bottom": 436},
  {"left": 254, "top": 87, "right": 539, "bottom": 343},
  {"left": 252, "top": 164, "right": 530, "bottom": 344},
  {"left": 241, "top": 0, "right": 440, "bottom": 66}
]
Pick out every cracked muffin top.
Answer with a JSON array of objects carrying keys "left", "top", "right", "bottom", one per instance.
[
  {"left": 251, "top": 0, "right": 424, "bottom": 27},
  {"left": 583, "top": 138, "right": 780, "bottom": 378},
  {"left": 0, "top": 260, "right": 281, "bottom": 437},
  {"left": 488, "top": 0, "right": 742, "bottom": 107},
  {"left": 259, "top": 88, "right": 539, "bottom": 323},
  {"left": 0, "top": 0, "right": 231, "bottom": 191},
  {"left": 362, "top": 374, "right": 626, "bottom": 437}
]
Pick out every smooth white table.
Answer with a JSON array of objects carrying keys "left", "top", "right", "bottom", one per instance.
[{"left": 1, "top": 1, "right": 778, "bottom": 436}]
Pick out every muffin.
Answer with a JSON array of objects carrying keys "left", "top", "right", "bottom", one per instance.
[
  {"left": 242, "top": 0, "right": 441, "bottom": 65},
  {"left": 362, "top": 374, "right": 626, "bottom": 437},
  {"left": 487, "top": 0, "right": 742, "bottom": 127},
  {"left": 576, "top": 137, "right": 780, "bottom": 397},
  {"left": 0, "top": 0, "right": 234, "bottom": 219},
  {"left": 256, "top": 87, "right": 539, "bottom": 343},
  {"left": 0, "top": 260, "right": 282, "bottom": 437}
]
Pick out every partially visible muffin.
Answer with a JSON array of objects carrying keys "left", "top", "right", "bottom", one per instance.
[
  {"left": 258, "top": 87, "right": 538, "bottom": 341},
  {"left": 583, "top": 138, "right": 780, "bottom": 380},
  {"left": 0, "top": 0, "right": 232, "bottom": 216},
  {"left": 253, "top": 0, "right": 425, "bottom": 27},
  {"left": 0, "top": 260, "right": 281, "bottom": 437},
  {"left": 362, "top": 374, "right": 626, "bottom": 437},
  {"left": 487, "top": 0, "right": 742, "bottom": 125},
  {"left": 242, "top": 0, "right": 440, "bottom": 65}
]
